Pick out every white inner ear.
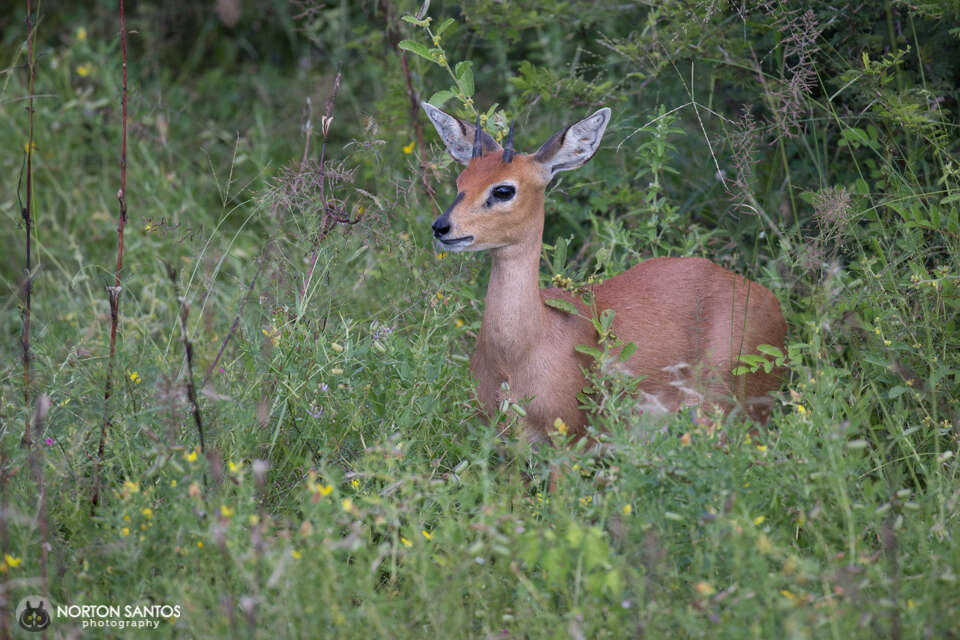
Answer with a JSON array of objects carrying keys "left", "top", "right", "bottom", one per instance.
[
  {"left": 422, "top": 102, "right": 474, "bottom": 165},
  {"left": 548, "top": 107, "right": 611, "bottom": 176}
]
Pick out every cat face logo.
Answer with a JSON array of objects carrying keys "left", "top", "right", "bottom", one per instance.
[{"left": 16, "top": 596, "right": 52, "bottom": 632}]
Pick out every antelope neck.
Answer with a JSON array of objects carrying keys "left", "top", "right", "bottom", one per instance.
[{"left": 482, "top": 230, "right": 547, "bottom": 363}]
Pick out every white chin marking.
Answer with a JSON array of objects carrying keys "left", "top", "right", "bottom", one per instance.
[{"left": 439, "top": 241, "right": 474, "bottom": 252}]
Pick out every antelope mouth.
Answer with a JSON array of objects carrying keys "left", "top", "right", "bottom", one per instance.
[{"left": 436, "top": 235, "right": 474, "bottom": 251}]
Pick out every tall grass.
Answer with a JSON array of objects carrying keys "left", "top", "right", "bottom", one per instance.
[{"left": 0, "top": 1, "right": 957, "bottom": 638}]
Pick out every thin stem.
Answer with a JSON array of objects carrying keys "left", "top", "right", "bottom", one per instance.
[
  {"left": 92, "top": 0, "right": 128, "bottom": 513},
  {"left": 300, "top": 68, "right": 343, "bottom": 302},
  {"left": 167, "top": 264, "right": 206, "bottom": 453},
  {"left": 21, "top": 0, "right": 36, "bottom": 447}
]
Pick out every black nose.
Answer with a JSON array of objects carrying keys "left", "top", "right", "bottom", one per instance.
[{"left": 432, "top": 214, "right": 451, "bottom": 238}]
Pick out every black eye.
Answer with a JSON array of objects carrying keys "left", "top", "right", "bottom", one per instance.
[{"left": 491, "top": 185, "right": 516, "bottom": 201}]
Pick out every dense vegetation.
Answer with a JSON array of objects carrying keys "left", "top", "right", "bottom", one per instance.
[{"left": 2, "top": 1, "right": 958, "bottom": 637}]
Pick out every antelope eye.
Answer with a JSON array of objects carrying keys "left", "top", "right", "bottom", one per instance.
[{"left": 491, "top": 185, "right": 516, "bottom": 201}]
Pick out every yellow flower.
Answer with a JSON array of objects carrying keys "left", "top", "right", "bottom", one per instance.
[
  {"left": 129, "top": 371, "right": 141, "bottom": 384},
  {"left": 455, "top": 318, "right": 464, "bottom": 328},
  {"left": 781, "top": 589, "right": 796, "bottom": 600},
  {"left": 756, "top": 444, "right": 767, "bottom": 452},
  {"left": 553, "top": 417, "right": 568, "bottom": 435},
  {"left": 312, "top": 483, "right": 333, "bottom": 497},
  {"left": 884, "top": 339, "right": 892, "bottom": 346},
  {"left": 341, "top": 498, "right": 355, "bottom": 513},
  {"left": 196, "top": 541, "right": 203, "bottom": 548},
  {"left": 421, "top": 530, "right": 433, "bottom": 540},
  {"left": 23, "top": 141, "right": 36, "bottom": 153},
  {"left": 694, "top": 581, "right": 715, "bottom": 596},
  {"left": 170, "top": 479, "right": 177, "bottom": 488},
  {"left": 796, "top": 404, "right": 807, "bottom": 415},
  {"left": 402, "top": 141, "right": 416, "bottom": 154},
  {"left": 141, "top": 508, "right": 153, "bottom": 519},
  {"left": 76, "top": 27, "right": 87, "bottom": 41},
  {"left": 351, "top": 479, "right": 360, "bottom": 489},
  {"left": 249, "top": 514, "right": 260, "bottom": 525},
  {"left": 4, "top": 554, "right": 22, "bottom": 568},
  {"left": 400, "top": 537, "right": 412, "bottom": 547},
  {"left": 291, "top": 549, "right": 302, "bottom": 560},
  {"left": 121, "top": 527, "right": 130, "bottom": 537},
  {"left": 123, "top": 480, "right": 140, "bottom": 494},
  {"left": 228, "top": 460, "right": 242, "bottom": 473},
  {"left": 753, "top": 515, "right": 766, "bottom": 526},
  {"left": 220, "top": 504, "right": 235, "bottom": 518},
  {"left": 622, "top": 504, "right": 632, "bottom": 516},
  {"left": 262, "top": 326, "right": 280, "bottom": 346},
  {"left": 184, "top": 449, "right": 198, "bottom": 462},
  {"left": 75, "top": 63, "right": 94, "bottom": 77},
  {"left": 434, "top": 252, "right": 447, "bottom": 260}
]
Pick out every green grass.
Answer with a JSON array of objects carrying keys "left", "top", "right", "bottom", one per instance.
[{"left": 2, "top": 2, "right": 959, "bottom": 638}]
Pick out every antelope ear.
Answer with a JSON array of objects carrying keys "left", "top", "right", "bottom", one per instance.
[
  {"left": 421, "top": 102, "right": 502, "bottom": 165},
  {"left": 533, "top": 108, "right": 611, "bottom": 178}
]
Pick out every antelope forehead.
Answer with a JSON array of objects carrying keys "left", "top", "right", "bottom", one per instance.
[{"left": 458, "top": 156, "right": 536, "bottom": 192}]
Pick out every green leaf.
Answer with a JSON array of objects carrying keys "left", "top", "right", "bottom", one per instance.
[
  {"left": 552, "top": 236, "right": 568, "bottom": 274},
  {"left": 756, "top": 344, "right": 784, "bottom": 358},
  {"left": 731, "top": 366, "right": 752, "bottom": 375},
  {"left": 598, "top": 308, "right": 616, "bottom": 333},
  {"left": 618, "top": 341, "right": 638, "bottom": 363},
  {"left": 738, "top": 354, "right": 766, "bottom": 367},
  {"left": 582, "top": 527, "right": 608, "bottom": 572},
  {"left": 428, "top": 90, "right": 455, "bottom": 107},
  {"left": 435, "top": 17, "right": 455, "bottom": 35},
  {"left": 455, "top": 60, "right": 474, "bottom": 98},
  {"left": 574, "top": 344, "right": 603, "bottom": 360},
  {"left": 604, "top": 568, "right": 624, "bottom": 597},
  {"left": 398, "top": 40, "right": 436, "bottom": 63},
  {"left": 401, "top": 15, "right": 428, "bottom": 26},
  {"left": 887, "top": 385, "right": 909, "bottom": 399},
  {"left": 545, "top": 297, "right": 578, "bottom": 315}
]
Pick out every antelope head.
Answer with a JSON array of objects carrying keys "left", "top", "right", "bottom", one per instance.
[{"left": 422, "top": 103, "right": 611, "bottom": 252}]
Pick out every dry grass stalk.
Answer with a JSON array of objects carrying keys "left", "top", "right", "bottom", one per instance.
[{"left": 92, "top": 0, "right": 129, "bottom": 513}]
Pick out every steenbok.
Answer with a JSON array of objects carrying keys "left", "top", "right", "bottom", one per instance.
[{"left": 423, "top": 103, "right": 787, "bottom": 446}]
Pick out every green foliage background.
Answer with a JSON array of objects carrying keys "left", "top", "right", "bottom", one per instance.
[{"left": 1, "top": 0, "right": 958, "bottom": 637}]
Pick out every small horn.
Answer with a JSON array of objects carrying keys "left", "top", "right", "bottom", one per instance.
[
  {"left": 472, "top": 114, "right": 484, "bottom": 159},
  {"left": 502, "top": 119, "right": 516, "bottom": 163}
]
